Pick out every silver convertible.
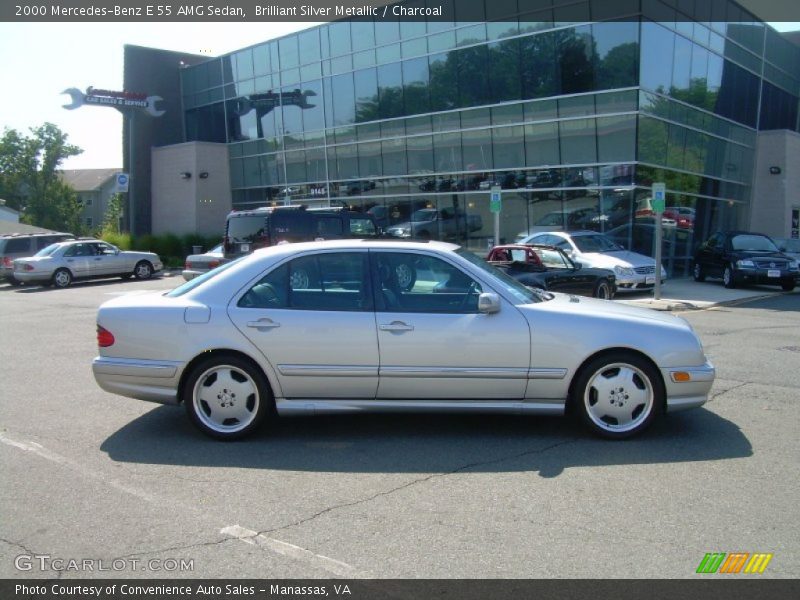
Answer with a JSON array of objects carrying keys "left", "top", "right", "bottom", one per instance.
[
  {"left": 14, "top": 239, "right": 162, "bottom": 288},
  {"left": 92, "top": 240, "right": 714, "bottom": 440}
]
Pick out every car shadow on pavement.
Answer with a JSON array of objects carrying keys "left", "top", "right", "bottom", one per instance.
[{"left": 101, "top": 406, "right": 751, "bottom": 478}]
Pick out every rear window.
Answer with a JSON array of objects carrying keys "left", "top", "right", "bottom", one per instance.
[
  {"left": 350, "top": 217, "right": 377, "bottom": 236},
  {"left": 1, "top": 238, "right": 32, "bottom": 253},
  {"left": 227, "top": 216, "right": 267, "bottom": 243},
  {"left": 35, "top": 244, "right": 61, "bottom": 257}
]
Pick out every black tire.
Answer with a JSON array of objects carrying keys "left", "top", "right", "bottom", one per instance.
[
  {"left": 571, "top": 352, "right": 664, "bottom": 439},
  {"left": 593, "top": 279, "right": 613, "bottom": 300},
  {"left": 723, "top": 264, "right": 737, "bottom": 289},
  {"left": 183, "top": 354, "right": 272, "bottom": 440},
  {"left": 52, "top": 268, "right": 73, "bottom": 289},
  {"left": 693, "top": 262, "right": 706, "bottom": 282},
  {"left": 133, "top": 261, "right": 153, "bottom": 280},
  {"left": 782, "top": 281, "right": 796, "bottom": 292},
  {"left": 6, "top": 276, "right": 21, "bottom": 286}
]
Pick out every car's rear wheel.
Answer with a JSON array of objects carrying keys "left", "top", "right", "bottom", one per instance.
[
  {"left": 593, "top": 279, "right": 612, "bottom": 300},
  {"left": 782, "top": 281, "right": 796, "bottom": 292},
  {"left": 693, "top": 263, "right": 706, "bottom": 282},
  {"left": 184, "top": 355, "right": 271, "bottom": 440},
  {"left": 133, "top": 261, "right": 153, "bottom": 280},
  {"left": 52, "top": 268, "right": 72, "bottom": 289},
  {"left": 572, "top": 352, "right": 664, "bottom": 439},
  {"left": 723, "top": 264, "right": 736, "bottom": 289}
]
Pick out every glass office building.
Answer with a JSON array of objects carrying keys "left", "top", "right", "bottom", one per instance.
[{"left": 179, "top": 0, "right": 800, "bottom": 275}]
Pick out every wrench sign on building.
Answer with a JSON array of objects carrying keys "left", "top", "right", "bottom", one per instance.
[{"left": 62, "top": 87, "right": 165, "bottom": 117}]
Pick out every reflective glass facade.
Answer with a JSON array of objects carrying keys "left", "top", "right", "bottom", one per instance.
[{"left": 181, "top": 0, "right": 800, "bottom": 276}]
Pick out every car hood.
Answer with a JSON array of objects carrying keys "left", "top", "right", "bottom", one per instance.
[
  {"left": 525, "top": 292, "right": 689, "bottom": 329},
  {"left": 728, "top": 250, "right": 791, "bottom": 261},
  {"left": 578, "top": 249, "right": 654, "bottom": 268}
]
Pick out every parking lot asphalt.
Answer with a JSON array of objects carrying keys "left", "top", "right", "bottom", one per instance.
[{"left": 0, "top": 274, "right": 798, "bottom": 580}]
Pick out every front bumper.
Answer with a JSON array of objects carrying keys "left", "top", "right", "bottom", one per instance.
[
  {"left": 734, "top": 268, "right": 798, "bottom": 287},
  {"left": 92, "top": 356, "right": 184, "bottom": 405},
  {"left": 661, "top": 360, "right": 715, "bottom": 412},
  {"left": 615, "top": 277, "right": 666, "bottom": 292}
]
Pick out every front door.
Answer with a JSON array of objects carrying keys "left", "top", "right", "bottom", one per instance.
[
  {"left": 227, "top": 250, "right": 379, "bottom": 399},
  {"left": 62, "top": 243, "right": 94, "bottom": 278},
  {"left": 371, "top": 250, "right": 531, "bottom": 399}
]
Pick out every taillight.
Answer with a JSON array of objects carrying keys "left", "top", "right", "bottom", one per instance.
[
  {"left": 97, "top": 325, "right": 115, "bottom": 347},
  {"left": 2, "top": 257, "right": 11, "bottom": 267},
  {"left": 24, "top": 264, "right": 35, "bottom": 271},
  {"left": 185, "top": 261, "right": 192, "bottom": 269},
  {"left": 209, "top": 260, "right": 219, "bottom": 268}
]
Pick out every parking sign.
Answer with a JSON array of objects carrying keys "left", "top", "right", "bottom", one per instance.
[{"left": 652, "top": 182, "right": 666, "bottom": 213}]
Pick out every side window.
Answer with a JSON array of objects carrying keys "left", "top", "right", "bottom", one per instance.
[
  {"left": 37, "top": 237, "right": 54, "bottom": 250},
  {"left": 95, "top": 243, "right": 116, "bottom": 255},
  {"left": 316, "top": 217, "right": 344, "bottom": 237},
  {"left": 64, "top": 244, "right": 91, "bottom": 257},
  {"left": 350, "top": 217, "right": 377, "bottom": 236},
  {"left": 238, "top": 253, "right": 370, "bottom": 311},
  {"left": 374, "top": 252, "right": 482, "bottom": 313}
]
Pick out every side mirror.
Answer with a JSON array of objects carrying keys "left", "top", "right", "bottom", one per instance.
[{"left": 477, "top": 292, "right": 501, "bottom": 314}]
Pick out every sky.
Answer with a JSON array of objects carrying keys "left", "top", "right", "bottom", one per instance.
[{"left": 0, "top": 20, "right": 797, "bottom": 171}]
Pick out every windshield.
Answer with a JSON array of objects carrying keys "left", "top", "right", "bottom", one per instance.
[
  {"left": 34, "top": 244, "right": 61, "bottom": 257},
  {"left": 166, "top": 257, "right": 244, "bottom": 297},
  {"left": 731, "top": 234, "right": 778, "bottom": 252},
  {"left": 411, "top": 209, "right": 437, "bottom": 222},
  {"left": 572, "top": 234, "right": 623, "bottom": 253},
  {"left": 456, "top": 248, "right": 547, "bottom": 304}
]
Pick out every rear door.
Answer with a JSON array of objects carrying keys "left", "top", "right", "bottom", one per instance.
[{"left": 228, "top": 250, "right": 379, "bottom": 399}]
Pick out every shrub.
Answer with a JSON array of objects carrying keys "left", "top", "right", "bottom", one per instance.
[{"left": 100, "top": 231, "right": 132, "bottom": 250}]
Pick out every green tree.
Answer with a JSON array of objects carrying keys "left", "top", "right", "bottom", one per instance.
[
  {"left": 0, "top": 123, "right": 83, "bottom": 231},
  {"left": 101, "top": 193, "right": 124, "bottom": 234}
]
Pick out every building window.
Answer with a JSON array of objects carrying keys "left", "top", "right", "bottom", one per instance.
[{"left": 85, "top": 217, "right": 93, "bottom": 228}]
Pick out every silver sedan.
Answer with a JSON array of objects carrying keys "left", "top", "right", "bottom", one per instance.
[
  {"left": 182, "top": 243, "right": 225, "bottom": 281},
  {"left": 14, "top": 240, "right": 162, "bottom": 288},
  {"left": 92, "top": 240, "right": 714, "bottom": 440}
]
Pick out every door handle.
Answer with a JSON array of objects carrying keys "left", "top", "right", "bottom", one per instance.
[
  {"left": 247, "top": 318, "right": 281, "bottom": 330},
  {"left": 379, "top": 321, "right": 414, "bottom": 332}
]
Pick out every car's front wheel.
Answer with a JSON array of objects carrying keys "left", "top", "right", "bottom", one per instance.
[
  {"left": 52, "top": 268, "right": 72, "bottom": 289},
  {"left": 133, "top": 261, "right": 153, "bottom": 280},
  {"left": 572, "top": 352, "right": 664, "bottom": 439},
  {"left": 184, "top": 355, "right": 271, "bottom": 440},
  {"left": 723, "top": 264, "right": 737, "bottom": 289},
  {"left": 693, "top": 262, "right": 706, "bottom": 282},
  {"left": 593, "top": 279, "right": 613, "bottom": 300},
  {"left": 782, "top": 281, "right": 796, "bottom": 292}
]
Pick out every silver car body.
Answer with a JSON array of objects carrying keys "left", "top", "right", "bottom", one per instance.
[
  {"left": 93, "top": 240, "right": 713, "bottom": 426},
  {"left": 519, "top": 231, "right": 667, "bottom": 292},
  {"left": 182, "top": 244, "right": 225, "bottom": 281},
  {"left": 13, "top": 240, "right": 162, "bottom": 285}
]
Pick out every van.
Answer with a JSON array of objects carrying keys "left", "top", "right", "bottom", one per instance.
[{"left": 223, "top": 206, "right": 379, "bottom": 259}]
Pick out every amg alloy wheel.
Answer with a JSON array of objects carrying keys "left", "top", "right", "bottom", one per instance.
[
  {"left": 184, "top": 355, "right": 270, "bottom": 440},
  {"left": 573, "top": 352, "right": 663, "bottom": 439}
]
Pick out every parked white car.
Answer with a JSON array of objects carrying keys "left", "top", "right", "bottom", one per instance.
[
  {"left": 518, "top": 231, "right": 666, "bottom": 292},
  {"left": 92, "top": 240, "right": 713, "bottom": 441},
  {"left": 182, "top": 244, "right": 225, "bottom": 281},
  {"left": 13, "top": 240, "right": 162, "bottom": 288}
]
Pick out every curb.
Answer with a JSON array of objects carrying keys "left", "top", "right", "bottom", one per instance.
[{"left": 620, "top": 292, "right": 785, "bottom": 312}]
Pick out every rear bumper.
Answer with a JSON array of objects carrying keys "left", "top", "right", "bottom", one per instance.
[
  {"left": 662, "top": 360, "right": 715, "bottom": 412},
  {"left": 92, "top": 356, "right": 184, "bottom": 405},
  {"left": 12, "top": 271, "right": 52, "bottom": 283}
]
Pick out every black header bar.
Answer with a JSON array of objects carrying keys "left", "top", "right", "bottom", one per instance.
[{"left": 2, "top": 0, "right": 799, "bottom": 22}]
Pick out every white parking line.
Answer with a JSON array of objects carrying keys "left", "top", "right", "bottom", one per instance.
[
  {"left": 220, "top": 525, "right": 366, "bottom": 578},
  {"left": 0, "top": 432, "right": 159, "bottom": 505},
  {"left": 104, "top": 290, "right": 157, "bottom": 296}
]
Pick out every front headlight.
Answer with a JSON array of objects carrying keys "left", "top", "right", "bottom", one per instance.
[
  {"left": 614, "top": 265, "right": 635, "bottom": 277},
  {"left": 661, "top": 266, "right": 667, "bottom": 278},
  {"left": 789, "top": 261, "right": 799, "bottom": 271},
  {"left": 736, "top": 259, "right": 755, "bottom": 268}
]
